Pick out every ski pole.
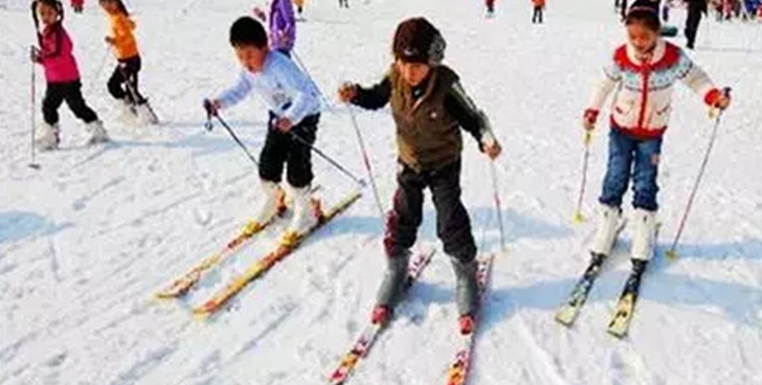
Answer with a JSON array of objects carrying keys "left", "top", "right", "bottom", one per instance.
[
  {"left": 347, "top": 104, "right": 385, "bottom": 219},
  {"left": 489, "top": 160, "right": 506, "bottom": 252},
  {"left": 666, "top": 101, "right": 728, "bottom": 260},
  {"left": 288, "top": 130, "right": 366, "bottom": 187},
  {"left": 87, "top": 45, "right": 109, "bottom": 94},
  {"left": 203, "top": 102, "right": 259, "bottom": 167},
  {"left": 291, "top": 49, "right": 331, "bottom": 108},
  {"left": 573, "top": 131, "right": 592, "bottom": 224},
  {"left": 29, "top": 46, "right": 40, "bottom": 170}
]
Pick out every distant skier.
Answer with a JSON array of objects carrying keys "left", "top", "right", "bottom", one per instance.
[
  {"left": 293, "top": 0, "right": 305, "bottom": 17},
  {"left": 532, "top": 0, "right": 545, "bottom": 23},
  {"left": 70, "top": 0, "right": 83, "bottom": 12},
  {"left": 486, "top": 0, "right": 495, "bottom": 17},
  {"left": 339, "top": 0, "right": 349, "bottom": 8},
  {"left": 253, "top": 0, "right": 296, "bottom": 56},
  {"left": 99, "top": 0, "right": 155, "bottom": 124},
  {"left": 338, "top": 17, "right": 502, "bottom": 335},
  {"left": 31, "top": 0, "right": 107, "bottom": 150},
  {"left": 582, "top": 0, "right": 730, "bottom": 274},
  {"left": 661, "top": 0, "right": 672, "bottom": 21},
  {"left": 204, "top": 17, "right": 323, "bottom": 245},
  {"left": 684, "top": 0, "right": 708, "bottom": 49}
]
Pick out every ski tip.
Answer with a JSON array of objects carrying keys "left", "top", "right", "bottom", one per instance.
[
  {"left": 153, "top": 291, "right": 177, "bottom": 301},
  {"left": 607, "top": 328, "right": 627, "bottom": 339},
  {"left": 191, "top": 304, "right": 215, "bottom": 320},
  {"left": 554, "top": 311, "right": 575, "bottom": 327}
]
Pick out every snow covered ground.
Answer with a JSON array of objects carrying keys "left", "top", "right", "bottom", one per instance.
[{"left": 1, "top": 0, "right": 761, "bottom": 384}]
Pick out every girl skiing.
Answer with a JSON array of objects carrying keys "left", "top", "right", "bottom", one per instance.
[
  {"left": 205, "top": 17, "right": 322, "bottom": 245},
  {"left": 582, "top": 0, "right": 730, "bottom": 272},
  {"left": 338, "top": 17, "right": 502, "bottom": 335},
  {"left": 31, "top": 0, "right": 108, "bottom": 150},
  {"left": 99, "top": 0, "right": 153, "bottom": 123},
  {"left": 253, "top": 0, "right": 296, "bottom": 56}
]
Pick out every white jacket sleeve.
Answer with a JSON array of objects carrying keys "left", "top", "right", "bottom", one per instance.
[
  {"left": 587, "top": 60, "right": 622, "bottom": 111},
  {"left": 274, "top": 58, "right": 320, "bottom": 124},
  {"left": 217, "top": 71, "right": 254, "bottom": 109},
  {"left": 675, "top": 50, "right": 715, "bottom": 99}
]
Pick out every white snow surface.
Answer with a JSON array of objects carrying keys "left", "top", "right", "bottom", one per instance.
[{"left": 1, "top": 0, "right": 761, "bottom": 384}]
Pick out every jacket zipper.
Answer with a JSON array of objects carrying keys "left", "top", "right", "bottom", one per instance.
[{"left": 636, "top": 58, "right": 652, "bottom": 131}]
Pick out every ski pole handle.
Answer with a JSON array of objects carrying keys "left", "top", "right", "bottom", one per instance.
[{"left": 583, "top": 130, "right": 592, "bottom": 146}]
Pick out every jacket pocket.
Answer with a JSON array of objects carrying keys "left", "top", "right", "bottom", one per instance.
[{"left": 612, "top": 92, "right": 639, "bottom": 125}]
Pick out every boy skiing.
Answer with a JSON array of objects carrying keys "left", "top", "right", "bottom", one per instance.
[
  {"left": 583, "top": 0, "right": 730, "bottom": 279},
  {"left": 338, "top": 17, "right": 502, "bottom": 335},
  {"left": 205, "top": 16, "right": 322, "bottom": 246}
]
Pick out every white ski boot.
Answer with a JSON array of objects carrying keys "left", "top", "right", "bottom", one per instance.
[
  {"left": 280, "top": 184, "right": 321, "bottom": 247},
  {"left": 115, "top": 98, "right": 136, "bottom": 123},
  {"left": 86, "top": 120, "right": 109, "bottom": 145},
  {"left": 35, "top": 122, "right": 60, "bottom": 151},
  {"left": 590, "top": 203, "right": 626, "bottom": 256},
  {"left": 244, "top": 181, "right": 286, "bottom": 235},
  {"left": 630, "top": 208, "right": 658, "bottom": 261}
]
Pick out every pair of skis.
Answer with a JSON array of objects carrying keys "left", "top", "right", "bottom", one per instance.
[
  {"left": 154, "top": 190, "right": 361, "bottom": 317},
  {"left": 555, "top": 224, "right": 660, "bottom": 338},
  {"left": 328, "top": 252, "right": 496, "bottom": 385}
]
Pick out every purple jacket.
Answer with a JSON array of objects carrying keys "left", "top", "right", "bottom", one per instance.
[{"left": 269, "top": 0, "right": 296, "bottom": 53}]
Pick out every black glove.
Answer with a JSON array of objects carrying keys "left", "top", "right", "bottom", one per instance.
[{"left": 203, "top": 99, "right": 218, "bottom": 131}]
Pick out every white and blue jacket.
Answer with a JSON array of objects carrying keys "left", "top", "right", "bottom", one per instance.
[{"left": 218, "top": 50, "right": 321, "bottom": 124}]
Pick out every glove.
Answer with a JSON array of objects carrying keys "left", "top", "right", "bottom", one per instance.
[
  {"left": 582, "top": 109, "right": 599, "bottom": 131},
  {"left": 338, "top": 82, "right": 358, "bottom": 103},
  {"left": 705, "top": 88, "right": 731, "bottom": 110},
  {"left": 29, "top": 47, "right": 41, "bottom": 63},
  {"left": 203, "top": 99, "right": 221, "bottom": 116}
]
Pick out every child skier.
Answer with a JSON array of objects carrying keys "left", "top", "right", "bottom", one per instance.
[
  {"left": 253, "top": 0, "right": 296, "bottom": 56},
  {"left": 338, "top": 17, "right": 502, "bottom": 335},
  {"left": 31, "top": 0, "right": 108, "bottom": 150},
  {"left": 582, "top": 0, "right": 730, "bottom": 274},
  {"left": 205, "top": 16, "right": 322, "bottom": 245},
  {"left": 532, "top": 0, "right": 546, "bottom": 23},
  {"left": 99, "top": 0, "right": 154, "bottom": 124}
]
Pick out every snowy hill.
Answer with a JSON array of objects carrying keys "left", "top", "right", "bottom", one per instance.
[{"left": 1, "top": 0, "right": 761, "bottom": 384}]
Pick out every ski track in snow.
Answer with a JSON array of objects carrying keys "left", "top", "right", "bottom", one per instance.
[{"left": 2, "top": 0, "right": 761, "bottom": 384}]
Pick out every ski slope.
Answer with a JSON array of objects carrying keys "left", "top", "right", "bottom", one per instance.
[{"left": 1, "top": 0, "right": 761, "bottom": 384}]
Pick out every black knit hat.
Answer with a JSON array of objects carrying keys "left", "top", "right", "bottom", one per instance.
[{"left": 392, "top": 17, "right": 446, "bottom": 65}]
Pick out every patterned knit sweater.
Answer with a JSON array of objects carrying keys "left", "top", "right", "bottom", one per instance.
[{"left": 587, "top": 39, "right": 720, "bottom": 139}]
